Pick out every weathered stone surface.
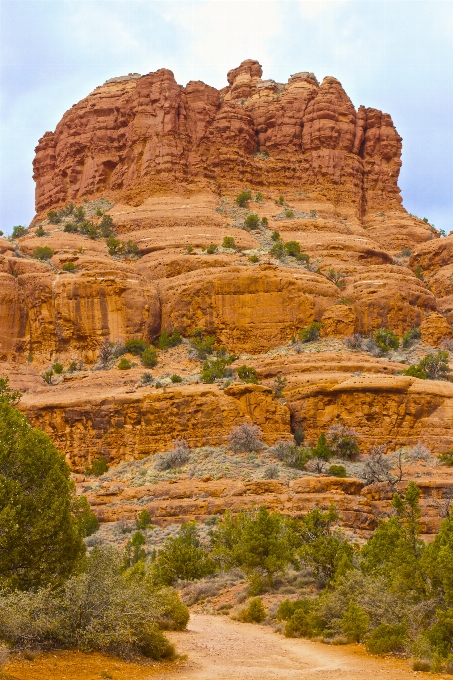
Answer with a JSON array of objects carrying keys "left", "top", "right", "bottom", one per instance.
[
  {"left": 420, "top": 312, "right": 453, "bottom": 346},
  {"left": 321, "top": 304, "right": 357, "bottom": 338}
]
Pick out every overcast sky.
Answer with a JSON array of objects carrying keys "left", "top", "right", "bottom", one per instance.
[{"left": 1, "top": 0, "right": 452, "bottom": 234}]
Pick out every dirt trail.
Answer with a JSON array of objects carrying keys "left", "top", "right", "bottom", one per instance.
[
  {"left": 160, "top": 614, "right": 422, "bottom": 680},
  {"left": 4, "top": 614, "right": 432, "bottom": 680}
]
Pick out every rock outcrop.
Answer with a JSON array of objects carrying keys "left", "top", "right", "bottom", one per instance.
[{"left": 1, "top": 59, "right": 452, "bottom": 536}]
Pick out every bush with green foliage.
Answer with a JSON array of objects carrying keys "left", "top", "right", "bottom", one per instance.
[
  {"left": 206, "top": 243, "right": 218, "bottom": 254},
  {"left": 118, "top": 357, "right": 132, "bottom": 370},
  {"left": 0, "top": 378, "right": 85, "bottom": 590},
  {"left": 86, "top": 455, "right": 109, "bottom": 477},
  {"left": 261, "top": 216, "right": 268, "bottom": 227},
  {"left": 170, "top": 374, "right": 182, "bottom": 383},
  {"left": 47, "top": 210, "right": 61, "bottom": 224},
  {"left": 341, "top": 601, "right": 370, "bottom": 642},
  {"left": 236, "top": 364, "right": 258, "bottom": 384},
  {"left": 211, "top": 507, "right": 297, "bottom": 589},
  {"left": 296, "top": 252, "right": 310, "bottom": 264},
  {"left": 124, "top": 338, "right": 149, "bottom": 355},
  {"left": 402, "top": 327, "right": 421, "bottom": 348},
  {"left": 222, "top": 236, "right": 236, "bottom": 249},
  {"left": 200, "top": 351, "right": 235, "bottom": 383},
  {"left": 72, "top": 495, "right": 99, "bottom": 537},
  {"left": 285, "top": 209, "right": 295, "bottom": 218},
  {"left": 403, "top": 351, "right": 451, "bottom": 381},
  {"left": 366, "top": 623, "right": 407, "bottom": 655},
  {"left": 12, "top": 226, "right": 27, "bottom": 239},
  {"left": 64, "top": 222, "right": 79, "bottom": 233},
  {"left": 35, "top": 225, "right": 46, "bottom": 237},
  {"left": 326, "top": 424, "right": 360, "bottom": 460},
  {"left": 237, "top": 597, "right": 267, "bottom": 623},
  {"left": 189, "top": 328, "right": 217, "bottom": 360},
  {"left": 236, "top": 190, "right": 252, "bottom": 207},
  {"left": 245, "top": 214, "right": 260, "bottom": 230},
  {"left": 33, "top": 246, "right": 54, "bottom": 261},
  {"left": 248, "top": 254, "right": 259, "bottom": 263},
  {"left": 62, "top": 261, "right": 76, "bottom": 272},
  {"left": 151, "top": 523, "right": 216, "bottom": 585},
  {"left": 270, "top": 240, "right": 285, "bottom": 259},
  {"left": 284, "top": 241, "right": 301, "bottom": 257},
  {"left": 299, "top": 321, "right": 322, "bottom": 343},
  {"left": 375, "top": 328, "right": 399, "bottom": 352},
  {"left": 107, "top": 235, "right": 122, "bottom": 254},
  {"left": 228, "top": 422, "right": 263, "bottom": 453},
  {"left": 124, "top": 531, "right": 147, "bottom": 568},
  {"left": 271, "top": 230, "right": 280, "bottom": 241},
  {"left": 272, "top": 440, "right": 312, "bottom": 470},
  {"left": 98, "top": 214, "right": 114, "bottom": 237},
  {"left": 52, "top": 361, "right": 64, "bottom": 374},
  {"left": 158, "top": 329, "right": 182, "bottom": 350},
  {"left": 0, "top": 546, "right": 179, "bottom": 659},
  {"left": 329, "top": 464, "right": 347, "bottom": 478},
  {"left": 142, "top": 347, "right": 158, "bottom": 368},
  {"left": 136, "top": 509, "right": 152, "bottom": 530},
  {"left": 438, "top": 450, "right": 453, "bottom": 466}
]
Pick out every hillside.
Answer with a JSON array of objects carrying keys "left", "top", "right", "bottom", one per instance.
[{"left": 1, "top": 59, "right": 452, "bottom": 535}]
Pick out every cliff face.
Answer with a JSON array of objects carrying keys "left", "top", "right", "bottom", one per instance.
[
  {"left": 33, "top": 60, "right": 403, "bottom": 216},
  {"left": 2, "top": 60, "right": 452, "bottom": 534}
]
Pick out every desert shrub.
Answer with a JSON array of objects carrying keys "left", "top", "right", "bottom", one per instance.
[
  {"left": 211, "top": 507, "right": 296, "bottom": 588},
  {"left": 98, "top": 214, "right": 114, "bottom": 237},
  {"left": 310, "top": 433, "right": 334, "bottom": 471},
  {"left": 52, "top": 361, "right": 64, "bottom": 374},
  {"left": 329, "top": 465, "right": 346, "bottom": 478},
  {"left": 285, "top": 209, "right": 295, "bottom": 218},
  {"left": 326, "top": 424, "right": 360, "bottom": 460},
  {"left": 402, "top": 327, "right": 421, "bottom": 348},
  {"left": 341, "top": 601, "right": 369, "bottom": 642},
  {"left": 63, "top": 222, "right": 78, "bottom": 233},
  {"left": 189, "top": 328, "right": 217, "bottom": 359},
  {"left": 107, "top": 235, "right": 122, "bottom": 254},
  {"left": 157, "top": 329, "right": 182, "bottom": 350},
  {"left": 201, "top": 352, "right": 235, "bottom": 383},
  {"left": 345, "top": 333, "right": 364, "bottom": 350},
  {"left": 86, "top": 455, "right": 109, "bottom": 477},
  {"left": 415, "top": 265, "right": 424, "bottom": 279},
  {"left": 248, "top": 255, "right": 259, "bottom": 263},
  {"left": 299, "top": 321, "right": 322, "bottom": 343},
  {"left": 124, "top": 339, "right": 149, "bottom": 356},
  {"left": 366, "top": 623, "right": 407, "bottom": 655},
  {"left": 375, "top": 328, "right": 399, "bottom": 352},
  {"left": 284, "top": 607, "right": 321, "bottom": 638},
  {"left": 47, "top": 210, "right": 61, "bottom": 224},
  {"left": 136, "top": 509, "right": 152, "bottom": 530},
  {"left": 170, "top": 374, "right": 182, "bottom": 383},
  {"left": 42, "top": 369, "right": 53, "bottom": 384},
  {"left": 404, "top": 351, "right": 451, "bottom": 381},
  {"left": 98, "top": 338, "right": 114, "bottom": 366},
  {"left": 412, "top": 659, "right": 431, "bottom": 672},
  {"left": 72, "top": 495, "right": 99, "bottom": 537},
  {"left": 12, "top": 225, "right": 27, "bottom": 238},
  {"left": 151, "top": 523, "right": 216, "bottom": 585},
  {"left": 255, "top": 192, "right": 264, "bottom": 202},
  {"left": 33, "top": 246, "right": 54, "bottom": 260},
  {"left": 228, "top": 422, "right": 263, "bottom": 453},
  {"left": 152, "top": 587, "right": 189, "bottom": 631},
  {"left": 73, "top": 206, "right": 86, "bottom": 222},
  {"left": 326, "top": 269, "right": 346, "bottom": 287},
  {"left": 261, "top": 216, "right": 268, "bottom": 227},
  {"left": 284, "top": 241, "right": 300, "bottom": 257},
  {"left": 270, "top": 241, "right": 285, "bottom": 259},
  {"left": 296, "top": 252, "right": 310, "bottom": 264},
  {"left": 141, "top": 372, "right": 153, "bottom": 385},
  {"left": 142, "top": 347, "right": 158, "bottom": 368},
  {"left": 277, "top": 195, "right": 285, "bottom": 205},
  {"left": 0, "top": 546, "right": 177, "bottom": 659},
  {"left": 236, "top": 365, "right": 258, "bottom": 384},
  {"left": 237, "top": 597, "right": 266, "bottom": 623},
  {"left": 0, "top": 382, "right": 85, "bottom": 590},
  {"left": 271, "top": 230, "right": 280, "bottom": 241},
  {"left": 262, "top": 463, "right": 279, "bottom": 479},
  {"left": 273, "top": 374, "right": 287, "bottom": 398},
  {"left": 271, "top": 440, "right": 312, "bottom": 470},
  {"left": 62, "top": 261, "right": 76, "bottom": 272},
  {"left": 236, "top": 190, "right": 252, "bottom": 207},
  {"left": 245, "top": 214, "right": 260, "bottom": 230},
  {"left": 206, "top": 243, "right": 218, "bottom": 254},
  {"left": 154, "top": 439, "right": 190, "bottom": 471},
  {"left": 35, "top": 225, "right": 46, "bottom": 237},
  {"left": 438, "top": 451, "right": 453, "bottom": 466},
  {"left": 124, "top": 531, "right": 147, "bottom": 568},
  {"left": 222, "top": 236, "right": 236, "bottom": 249},
  {"left": 118, "top": 357, "right": 132, "bottom": 370}
]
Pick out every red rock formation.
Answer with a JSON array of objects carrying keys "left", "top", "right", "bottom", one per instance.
[{"left": 33, "top": 60, "right": 406, "bottom": 217}]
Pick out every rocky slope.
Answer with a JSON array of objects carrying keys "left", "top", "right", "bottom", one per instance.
[{"left": 1, "top": 60, "right": 452, "bottom": 534}]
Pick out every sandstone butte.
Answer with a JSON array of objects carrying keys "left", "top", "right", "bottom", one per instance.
[{"left": 1, "top": 59, "right": 452, "bottom": 535}]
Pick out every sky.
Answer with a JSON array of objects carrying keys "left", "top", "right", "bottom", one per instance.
[{"left": 0, "top": 0, "right": 452, "bottom": 235}]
